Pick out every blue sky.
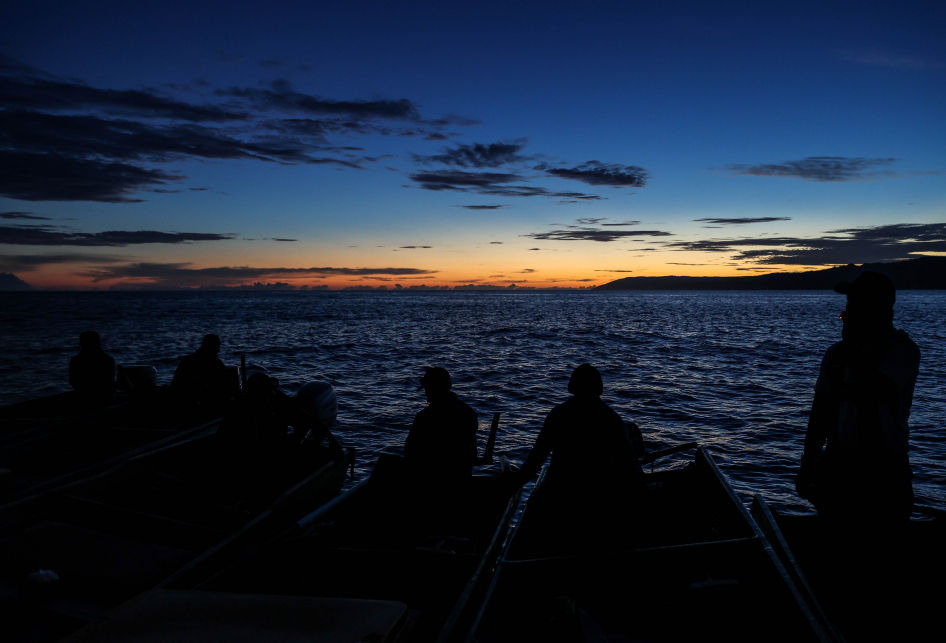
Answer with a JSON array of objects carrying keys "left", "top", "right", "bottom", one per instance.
[{"left": 2, "top": 1, "right": 944, "bottom": 288}]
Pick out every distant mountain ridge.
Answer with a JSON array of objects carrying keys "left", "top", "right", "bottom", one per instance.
[
  {"left": 594, "top": 256, "right": 946, "bottom": 291},
  {"left": 0, "top": 273, "right": 34, "bottom": 291}
]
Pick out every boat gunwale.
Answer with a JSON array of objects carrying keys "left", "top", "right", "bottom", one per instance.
[{"left": 465, "top": 446, "right": 841, "bottom": 643}]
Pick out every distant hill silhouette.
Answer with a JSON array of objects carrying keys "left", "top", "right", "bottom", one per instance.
[
  {"left": 594, "top": 256, "right": 946, "bottom": 291},
  {"left": 0, "top": 273, "right": 34, "bottom": 291}
]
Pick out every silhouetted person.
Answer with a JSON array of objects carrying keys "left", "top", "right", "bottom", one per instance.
[
  {"left": 68, "top": 331, "right": 116, "bottom": 405},
  {"left": 217, "top": 373, "right": 343, "bottom": 474},
  {"left": 404, "top": 367, "right": 479, "bottom": 482},
  {"left": 515, "top": 364, "right": 643, "bottom": 554},
  {"left": 796, "top": 271, "right": 920, "bottom": 523},
  {"left": 517, "top": 364, "right": 643, "bottom": 494},
  {"left": 171, "top": 334, "right": 228, "bottom": 410}
]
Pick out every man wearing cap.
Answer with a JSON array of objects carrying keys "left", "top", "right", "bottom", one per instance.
[
  {"left": 404, "top": 367, "right": 479, "bottom": 481},
  {"left": 796, "top": 271, "right": 921, "bottom": 522}
]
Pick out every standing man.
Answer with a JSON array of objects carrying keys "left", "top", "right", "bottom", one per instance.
[
  {"left": 405, "top": 366, "right": 478, "bottom": 482},
  {"left": 796, "top": 271, "right": 921, "bottom": 523}
]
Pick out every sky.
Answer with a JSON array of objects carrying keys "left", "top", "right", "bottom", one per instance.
[{"left": 1, "top": 0, "right": 944, "bottom": 290}]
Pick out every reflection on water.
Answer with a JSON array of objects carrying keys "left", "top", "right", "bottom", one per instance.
[{"left": 1, "top": 290, "right": 943, "bottom": 514}]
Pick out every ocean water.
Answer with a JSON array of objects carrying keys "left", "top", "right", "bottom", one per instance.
[{"left": 1, "top": 290, "right": 943, "bottom": 514}]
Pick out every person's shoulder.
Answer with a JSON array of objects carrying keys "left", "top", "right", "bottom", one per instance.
[
  {"left": 598, "top": 400, "right": 623, "bottom": 421},
  {"left": 452, "top": 395, "right": 478, "bottom": 417},
  {"left": 890, "top": 328, "right": 921, "bottom": 363},
  {"left": 546, "top": 398, "right": 574, "bottom": 419}
]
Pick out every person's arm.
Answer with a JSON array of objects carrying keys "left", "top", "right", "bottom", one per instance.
[
  {"left": 796, "top": 347, "right": 837, "bottom": 499},
  {"left": 404, "top": 413, "right": 421, "bottom": 461},
  {"left": 69, "top": 356, "right": 79, "bottom": 390},
  {"left": 516, "top": 412, "right": 558, "bottom": 483},
  {"left": 468, "top": 410, "right": 479, "bottom": 463}
]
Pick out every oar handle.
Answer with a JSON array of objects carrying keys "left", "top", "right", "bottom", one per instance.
[
  {"left": 639, "top": 441, "right": 699, "bottom": 465},
  {"left": 473, "top": 412, "right": 501, "bottom": 466}
]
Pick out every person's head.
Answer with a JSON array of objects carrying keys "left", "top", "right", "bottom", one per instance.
[
  {"left": 568, "top": 363, "right": 603, "bottom": 399},
  {"left": 418, "top": 366, "right": 452, "bottom": 402},
  {"left": 200, "top": 334, "right": 221, "bottom": 353},
  {"left": 79, "top": 331, "right": 101, "bottom": 350},
  {"left": 835, "top": 271, "right": 895, "bottom": 342}
]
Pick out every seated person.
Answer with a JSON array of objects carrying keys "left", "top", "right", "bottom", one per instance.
[
  {"left": 516, "top": 363, "right": 643, "bottom": 503},
  {"left": 217, "top": 373, "right": 344, "bottom": 467},
  {"left": 68, "top": 331, "right": 116, "bottom": 404},
  {"left": 404, "top": 367, "right": 478, "bottom": 482},
  {"left": 171, "top": 334, "right": 228, "bottom": 407}
]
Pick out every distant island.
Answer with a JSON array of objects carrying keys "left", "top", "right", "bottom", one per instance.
[
  {"left": 0, "top": 273, "right": 34, "bottom": 291},
  {"left": 594, "top": 256, "right": 946, "bottom": 291}
]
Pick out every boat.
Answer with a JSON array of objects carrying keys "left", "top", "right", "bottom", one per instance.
[
  {"left": 70, "top": 413, "right": 522, "bottom": 643},
  {"left": 466, "top": 446, "right": 842, "bottom": 643},
  {"left": 752, "top": 495, "right": 945, "bottom": 642},
  {"left": 0, "top": 366, "right": 237, "bottom": 505},
  {"left": 0, "top": 423, "right": 354, "bottom": 643}
]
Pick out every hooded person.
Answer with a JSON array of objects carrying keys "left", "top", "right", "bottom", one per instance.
[
  {"left": 795, "top": 271, "right": 921, "bottom": 523},
  {"left": 171, "top": 334, "right": 228, "bottom": 407},
  {"left": 516, "top": 364, "right": 643, "bottom": 496}
]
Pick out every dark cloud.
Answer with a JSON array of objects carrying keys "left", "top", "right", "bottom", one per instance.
[
  {"left": 413, "top": 141, "right": 527, "bottom": 168},
  {"left": 76, "top": 263, "right": 437, "bottom": 286},
  {"left": 694, "top": 217, "right": 792, "bottom": 225},
  {"left": 600, "top": 220, "right": 640, "bottom": 226},
  {"left": 0, "top": 69, "right": 246, "bottom": 122},
  {"left": 409, "top": 170, "right": 521, "bottom": 191},
  {"left": 189, "top": 187, "right": 209, "bottom": 191},
  {"left": 458, "top": 205, "right": 505, "bottom": 210},
  {"left": 269, "top": 238, "right": 297, "bottom": 242},
  {"left": 0, "top": 151, "right": 182, "bottom": 202},
  {"left": 838, "top": 49, "right": 945, "bottom": 70},
  {"left": 1, "top": 211, "right": 51, "bottom": 220},
  {"left": 0, "top": 225, "right": 236, "bottom": 246},
  {"left": 0, "top": 57, "right": 466, "bottom": 202},
  {"left": 723, "top": 157, "right": 902, "bottom": 182},
  {"left": 527, "top": 247, "right": 541, "bottom": 251},
  {"left": 408, "top": 171, "right": 601, "bottom": 200},
  {"left": 666, "top": 222, "right": 946, "bottom": 265},
  {"left": 525, "top": 228, "right": 673, "bottom": 242},
  {"left": 0, "top": 252, "right": 125, "bottom": 271},
  {"left": 539, "top": 161, "right": 649, "bottom": 187},
  {"left": 489, "top": 241, "right": 503, "bottom": 244},
  {"left": 217, "top": 80, "right": 421, "bottom": 120},
  {"left": 594, "top": 269, "right": 634, "bottom": 272},
  {"left": 399, "top": 245, "right": 432, "bottom": 249}
]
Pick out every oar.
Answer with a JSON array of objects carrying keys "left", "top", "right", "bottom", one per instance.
[
  {"left": 639, "top": 441, "right": 699, "bottom": 466},
  {"left": 473, "top": 412, "right": 501, "bottom": 466}
]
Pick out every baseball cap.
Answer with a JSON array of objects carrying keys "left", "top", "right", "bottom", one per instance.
[
  {"left": 834, "top": 271, "right": 895, "bottom": 309},
  {"left": 417, "top": 366, "right": 452, "bottom": 391}
]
